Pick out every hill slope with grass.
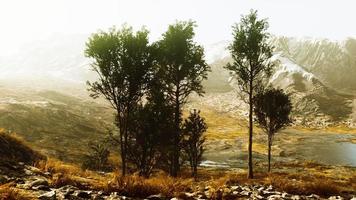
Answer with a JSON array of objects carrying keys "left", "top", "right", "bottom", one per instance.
[{"left": 0, "top": 87, "right": 114, "bottom": 164}]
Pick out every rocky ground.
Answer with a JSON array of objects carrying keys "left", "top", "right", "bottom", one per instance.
[{"left": 1, "top": 162, "right": 355, "bottom": 200}]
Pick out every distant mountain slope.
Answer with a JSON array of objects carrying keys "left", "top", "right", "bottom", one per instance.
[
  {"left": 0, "top": 34, "right": 94, "bottom": 85},
  {"left": 0, "top": 87, "right": 114, "bottom": 163},
  {"left": 272, "top": 37, "right": 356, "bottom": 91},
  {"left": 201, "top": 40, "right": 355, "bottom": 127}
]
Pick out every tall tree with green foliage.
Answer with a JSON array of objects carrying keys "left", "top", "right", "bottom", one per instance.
[
  {"left": 126, "top": 76, "right": 175, "bottom": 178},
  {"left": 156, "top": 21, "right": 210, "bottom": 176},
  {"left": 85, "top": 26, "right": 154, "bottom": 176},
  {"left": 254, "top": 88, "right": 292, "bottom": 172},
  {"left": 182, "top": 109, "right": 207, "bottom": 180},
  {"left": 225, "top": 10, "right": 275, "bottom": 178}
]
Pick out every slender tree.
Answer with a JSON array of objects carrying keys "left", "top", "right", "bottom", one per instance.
[
  {"left": 182, "top": 109, "right": 207, "bottom": 180},
  {"left": 85, "top": 26, "right": 154, "bottom": 176},
  {"left": 156, "top": 21, "right": 210, "bottom": 176},
  {"left": 254, "top": 88, "right": 292, "bottom": 172},
  {"left": 225, "top": 10, "right": 275, "bottom": 178}
]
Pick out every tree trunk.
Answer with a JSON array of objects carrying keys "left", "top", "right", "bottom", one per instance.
[
  {"left": 193, "top": 164, "right": 197, "bottom": 181},
  {"left": 268, "top": 135, "right": 272, "bottom": 173},
  {"left": 120, "top": 129, "right": 126, "bottom": 176},
  {"left": 247, "top": 81, "right": 254, "bottom": 179},
  {"left": 172, "top": 93, "right": 180, "bottom": 177}
]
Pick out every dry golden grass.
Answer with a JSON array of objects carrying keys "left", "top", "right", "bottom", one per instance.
[
  {"left": 35, "top": 158, "right": 108, "bottom": 189},
  {"left": 0, "top": 130, "right": 44, "bottom": 165},
  {"left": 101, "top": 173, "right": 193, "bottom": 198},
  {"left": 190, "top": 108, "right": 247, "bottom": 141},
  {"left": 292, "top": 125, "right": 356, "bottom": 134},
  {"left": 34, "top": 159, "right": 194, "bottom": 198},
  {"left": 0, "top": 184, "right": 35, "bottom": 200}
]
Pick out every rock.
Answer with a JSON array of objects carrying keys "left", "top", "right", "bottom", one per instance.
[
  {"left": 328, "top": 196, "right": 344, "bottom": 200},
  {"left": 147, "top": 193, "right": 166, "bottom": 200},
  {"left": 38, "top": 190, "right": 56, "bottom": 200},
  {"left": 32, "top": 184, "right": 51, "bottom": 191},
  {"left": 267, "top": 194, "right": 282, "bottom": 200},
  {"left": 266, "top": 185, "right": 273, "bottom": 191},
  {"left": 24, "top": 168, "right": 34, "bottom": 175},
  {"left": 257, "top": 186, "right": 265, "bottom": 192},
  {"left": 306, "top": 194, "right": 320, "bottom": 199},
  {"left": 291, "top": 195, "right": 301, "bottom": 200},
  {"left": 230, "top": 185, "right": 240, "bottom": 191},
  {"left": 0, "top": 175, "right": 9, "bottom": 184},
  {"left": 240, "top": 190, "right": 250, "bottom": 196},
  {"left": 106, "top": 192, "right": 125, "bottom": 200},
  {"left": 282, "top": 192, "right": 292, "bottom": 198},
  {"left": 74, "top": 190, "right": 92, "bottom": 198},
  {"left": 56, "top": 185, "right": 78, "bottom": 199},
  {"left": 30, "top": 178, "right": 49, "bottom": 188}
]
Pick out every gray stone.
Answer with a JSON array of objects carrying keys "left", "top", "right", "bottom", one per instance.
[
  {"left": 30, "top": 178, "right": 49, "bottom": 188},
  {"left": 282, "top": 192, "right": 292, "bottom": 198},
  {"left": 267, "top": 194, "right": 282, "bottom": 200},
  {"left": 38, "top": 190, "right": 56, "bottom": 200},
  {"left": 32, "top": 184, "right": 51, "bottom": 191},
  {"left": 291, "top": 195, "right": 301, "bottom": 200},
  {"left": 240, "top": 190, "right": 251, "bottom": 196},
  {"left": 328, "top": 196, "right": 344, "bottom": 200},
  {"left": 306, "top": 194, "right": 320, "bottom": 199},
  {"left": 74, "top": 190, "right": 92, "bottom": 198},
  {"left": 147, "top": 193, "right": 166, "bottom": 200}
]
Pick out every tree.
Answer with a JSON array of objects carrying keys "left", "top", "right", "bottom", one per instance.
[
  {"left": 85, "top": 26, "right": 154, "bottom": 176},
  {"left": 182, "top": 109, "right": 207, "bottom": 180},
  {"left": 126, "top": 77, "right": 175, "bottom": 178},
  {"left": 254, "top": 88, "right": 292, "bottom": 172},
  {"left": 156, "top": 21, "right": 210, "bottom": 176},
  {"left": 224, "top": 10, "right": 275, "bottom": 178}
]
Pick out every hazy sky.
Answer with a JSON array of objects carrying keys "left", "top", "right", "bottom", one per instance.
[{"left": 0, "top": 0, "right": 355, "bottom": 54}]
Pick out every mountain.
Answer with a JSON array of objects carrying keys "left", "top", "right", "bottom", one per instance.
[
  {"left": 200, "top": 38, "right": 356, "bottom": 127},
  {"left": 0, "top": 34, "right": 94, "bottom": 90},
  {"left": 0, "top": 34, "right": 355, "bottom": 129},
  {"left": 272, "top": 37, "right": 356, "bottom": 91}
]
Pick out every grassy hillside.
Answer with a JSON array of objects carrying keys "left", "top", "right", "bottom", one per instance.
[{"left": 0, "top": 88, "right": 114, "bottom": 163}]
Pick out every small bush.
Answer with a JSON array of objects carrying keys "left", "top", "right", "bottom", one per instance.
[{"left": 82, "top": 141, "right": 113, "bottom": 171}]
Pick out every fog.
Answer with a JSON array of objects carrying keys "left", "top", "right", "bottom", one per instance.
[{"left": 0, "top": 0, "right": 355, "bottom": 56}]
